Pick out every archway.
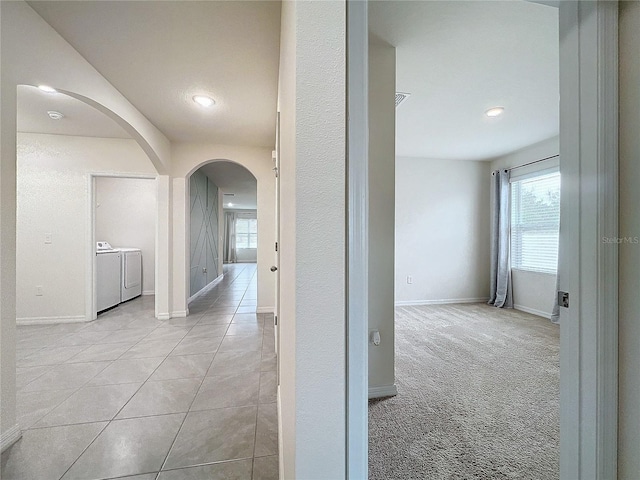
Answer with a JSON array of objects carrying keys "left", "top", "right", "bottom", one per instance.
[
  {"left": 169, "top": 145, "right": 276, "bottom": 319},
  {"left": 186, "top": 160, "right": 258, "bottom": 303},
  {"left": 15, "top": 84, "right": 161, "bottom": 324},
  {"left": 0, "top": 1, "right": 174, "bottom": 453}
]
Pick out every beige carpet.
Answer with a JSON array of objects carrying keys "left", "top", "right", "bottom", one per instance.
[{"left": 369, "top": 303, "right": 559, "bottom": 479}]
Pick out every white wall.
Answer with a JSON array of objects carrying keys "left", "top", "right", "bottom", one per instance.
[
  {"left": 490, "top": 136, "right": 559, "bottom": 318},
  {"left": 619, "top": 2, "right": 640, "bottom": 476},
  {"left": 171, "top": 144, "right": 275, "bottom": 315},
  {"left": 16, "top": 133, "right": 156, "bottom": 323},
  {"left": 368, "top": 41, "right": 396, "bottom": 397},
  {"left": 1, "top": 1, "right": 170, "bottom": 444},
  {"left": 96, "top": 177, "right": 156, "bottom": 296},
  {"left": 277, "top": 1, "right": 347, "bottom": 477},
  {"left": 395, "top": 157, "right": 491, "bottom": 305}
]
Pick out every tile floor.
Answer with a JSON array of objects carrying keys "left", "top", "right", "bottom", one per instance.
[{"left": 1, "top": 263, "right": 278, "bottom": 480}]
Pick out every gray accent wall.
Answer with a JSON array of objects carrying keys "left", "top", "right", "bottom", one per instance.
[{"left": 190, "top": 170, "right": 220, "bottom": 297}]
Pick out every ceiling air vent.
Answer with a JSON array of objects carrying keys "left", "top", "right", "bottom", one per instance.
[
  {"left": 223, "top": 193, "right": 235, "bottom": 197},
  {"left": 395, "top": 92, "right": 411, "bottom": 108}
]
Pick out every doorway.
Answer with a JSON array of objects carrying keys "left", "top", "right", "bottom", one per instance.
[
  {"left": 346, "top": 1, "right": 619, "bottom": 477},
  {"left": 186, "top": 160, "right": 258, "bottom": 303},
  {"left": 92, "top": 175, "right": 157, "bottom": 317}
]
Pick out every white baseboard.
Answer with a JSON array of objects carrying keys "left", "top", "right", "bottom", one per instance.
[
  {"left": 171, "top": 310, "right": 189, "bottom": 318},
  {"left": 188, "top": 274, "right": 224, "bottom": 304},
  {"left": 142, "top": 290, "right": 154, "bottom": 296},
  {"left": 369, "top": 384, "right": 398, "bottom": 399},
  {"left": 1, "top": 425, "right": 22, "bottom": 453},
  {"left": 513, "top": 304, "right": 552, "bottom": 320},
  {"left": 395, "top": 297, "right": 489, "bottom": 307},
  {"left": 257, "top": 306, "right": 275, "bottom": 314},
  {"left": 156, "top": 313, "right": 170, "bottom": 320},
  {"left": 17, "top": 315, "right": 87, "bottom": 326}
]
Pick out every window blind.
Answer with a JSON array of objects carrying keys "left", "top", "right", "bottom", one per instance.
[
  {"left": 510, "top": 171, "right": 560, "bottom": 274},
  {"left": 235, "top": 218, "right": 258, "bottom": 249}
]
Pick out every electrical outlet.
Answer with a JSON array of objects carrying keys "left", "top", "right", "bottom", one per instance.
[
  {"left": 407, "top": 275, "right": 413, "bottom": 284},
  {"left": 35, "top": 286, "right": 43, "bottom": 296},
  {"left": 44, "top": 233, "right": 52, "bottom": 244}
]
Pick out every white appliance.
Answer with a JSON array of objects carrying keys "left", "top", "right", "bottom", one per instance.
[
  {"left": 96, "top": 242, "right": 121, "bottom": 312},
  {"left": 117, "top": 248, "right": 142, "bottom": 302}
]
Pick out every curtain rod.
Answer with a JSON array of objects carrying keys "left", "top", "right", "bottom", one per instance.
[
  {"left": 508, "top": 154, "right": 559, "bottom": 171},
  {"left": 491, "top": 154, "right": 560, "bottom": 175}
]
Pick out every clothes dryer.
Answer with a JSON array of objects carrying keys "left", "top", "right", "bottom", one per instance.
[
  {"left": 96, "top": 242, "right": 121, "bottom": 312},
  {"left": 117, "top": 248, "right": 142, "bottom": 302}
]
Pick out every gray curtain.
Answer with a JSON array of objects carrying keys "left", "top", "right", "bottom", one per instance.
[
  {"left": 488, "top": 169, "right": 513, "bottom": 308},
  {"left": 223, "top": 211, "right": 237, "bottom": 263}
]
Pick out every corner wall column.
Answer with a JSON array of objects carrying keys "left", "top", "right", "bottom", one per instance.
[
  {"left": 171, "top": 177, "right": 189, "bottom": 316},
  {"left": 155, "top": 175, "right": 172, "bottom": 319}
]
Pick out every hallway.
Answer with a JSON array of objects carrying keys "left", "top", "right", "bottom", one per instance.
[{"left": 2, "top": 264, "right": 278, "bottom": 480}]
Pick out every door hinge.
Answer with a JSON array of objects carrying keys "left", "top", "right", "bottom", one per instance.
[
  {"left": 275, "top": 242, "right": 278, "bottom": 252},
  {"left": 274, "top": 315, "right": 278, "bottom": 326},
  {"left": 558, "top": 291, "right": 569, "bottom": 308},
  {"left": 272, "top": 167, "right": 279, "bottom": 178}
]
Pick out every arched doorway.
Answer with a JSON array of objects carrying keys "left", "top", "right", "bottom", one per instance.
[
  {"left": 187, "top": 160, "right": 258, "bottom": 303},
  {"left": 15, "top": 85, "right": 160, "bottom": 324}
]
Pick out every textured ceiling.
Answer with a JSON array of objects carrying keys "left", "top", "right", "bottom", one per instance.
[
  {"left": 199, "top": 161, "right": 257, "bottom": 210},
  {"left": 28, "top": 0, "right": 281, "bottom": 147},
  {"left": 24, "top": 0, "right": 556, "bottom": 164},
  {"left": 17, "top": 85, "right": 131, "bottom": 139},
  {"left": 370, "top": 0, "right": 559, "bottom": 161}
]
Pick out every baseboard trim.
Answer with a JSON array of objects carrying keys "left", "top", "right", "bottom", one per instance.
[
  {"left": 17, "top": 315, "right": 86, "bottom": 325},
  {"left": 171, "top": 310, "right": 189, "bottom": 318},
  {"left": 1, "top": 425, "right": 22, "bottom": 453},
  {"left": 142, "top": 290, "right": 154, "bottom": 296},
  {"left": 188, "top": 274, "right": 224, "bottom": 304},
  {"left": 513, "top": 304, "right": 552, "bottom": 320},
  {"left": 257, "top": 306, "right": 275, "bottom": 314},
  {"left": 156, "top": 313, "right": 171, "bottom": 320},
  {"left": 368, "top": 384, "right": 398, "bottom": 399},
  {"left": 395, "top": 297, "right": 489, "bottom": 307}
]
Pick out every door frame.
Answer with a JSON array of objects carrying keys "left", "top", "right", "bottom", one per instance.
[
  {"left": 558, "top": 1, "right": 618, "bottom": 478},
  {"left": 345, "top": 1, "right": 619, "bottom": 478},
  {"left": 346, "top": 0, "right": 369, "bottom": 478},
  {"left": 88, "top": 173, "right": 158, "bottom": 321}
]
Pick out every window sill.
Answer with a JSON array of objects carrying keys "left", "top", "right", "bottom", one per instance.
[{"left": 511, "top": 268, "right": 557, "bottom": 276}]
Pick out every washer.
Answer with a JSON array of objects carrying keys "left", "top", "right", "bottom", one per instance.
[
  {"left": 117, "top": 248, "right": 142, "bottom": 302},
  {"left": 96, "top": 242, "right": 121, "bottom": 313}
]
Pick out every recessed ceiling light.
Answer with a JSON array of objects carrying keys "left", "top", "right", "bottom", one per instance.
[
  {"left": 227, "top": 202, "right": 234, "bottom": 207},
  {"left": 38, "top": 85, "right": 57, "bottom": 94},
  {"left": 193, "top": 95, "right": 215, "bottom": 108},
  {"left": 47, "top": 111, "right": 64, "bottom": 120},
  {"left": 485, "top": 106, "right": 504, "bottom": 117}
]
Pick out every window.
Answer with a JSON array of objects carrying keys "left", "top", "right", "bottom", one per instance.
[
  {"left": 510, "top": 171, "right": 560, "bottom": 274},
  {"left": 235, "top": 217, "right": 257, "bottom": 249}
]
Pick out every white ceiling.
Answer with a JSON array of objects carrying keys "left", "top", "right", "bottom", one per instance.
[
  {"left": 17, "top": 85, "right": 131, "bottom": 139},
  {"left": 369, "top": 0, "right": 559, "bottom": 161},
  {"left": 23, "top": 0, "right": 556, "bottom": 165},
  {"left": 27, "top": 0, "right": 281, "bottom": 146},
  {"left": 199, "top": 161, "right": 257, "bottom": 210}
]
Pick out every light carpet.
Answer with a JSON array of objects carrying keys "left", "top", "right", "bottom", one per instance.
[{"left": 369, "top": 303, "right": 559, "bottom": 479}]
